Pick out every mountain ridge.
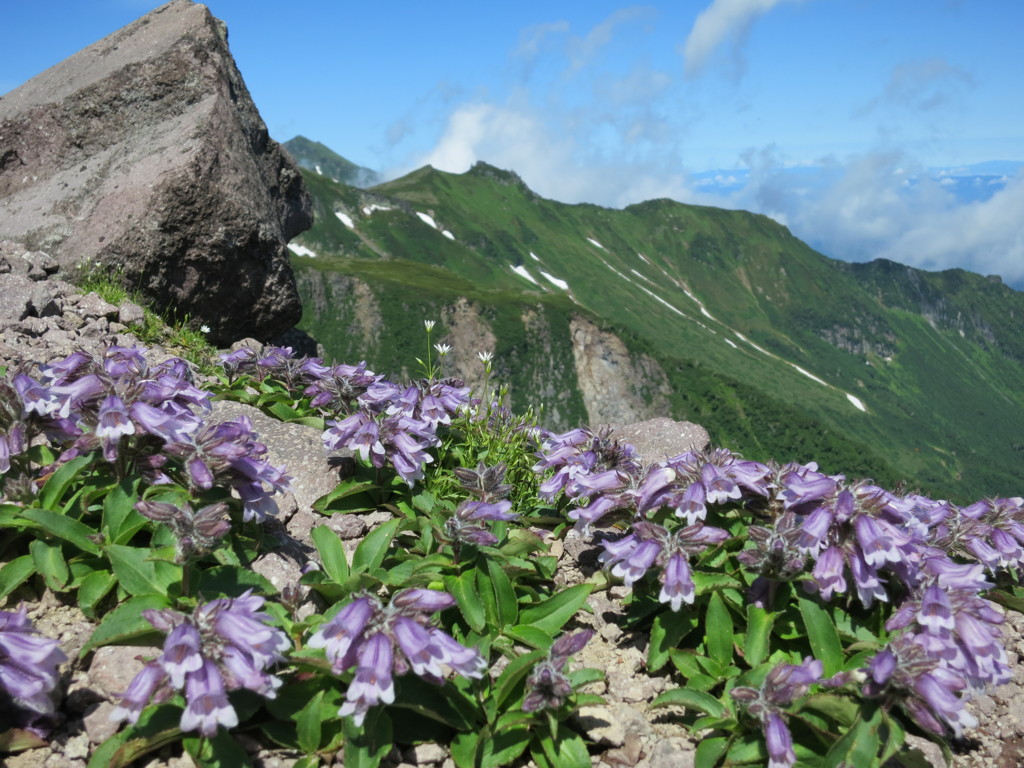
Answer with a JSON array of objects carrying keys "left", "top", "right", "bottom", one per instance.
[{"left": 287, "top": 154, "right": 1024, "bottom": 502}]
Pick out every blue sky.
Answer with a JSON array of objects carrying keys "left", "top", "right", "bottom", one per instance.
[{"left": 4, "top": 1, "right": 1024, "bottom": 286}]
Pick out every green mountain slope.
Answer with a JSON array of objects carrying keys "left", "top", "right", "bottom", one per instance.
[
  {"left": 282, "top": 136, "right": 379, "bottom": 187},
  {"left": 288, "top": 160, "right": 1024, "bottom": 502}
]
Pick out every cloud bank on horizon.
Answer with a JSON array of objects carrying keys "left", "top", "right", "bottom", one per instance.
[{"left": 394, "top": 0, "right": 1024, "bottom": 288}]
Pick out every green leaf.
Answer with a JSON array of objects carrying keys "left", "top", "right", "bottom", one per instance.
[
  {"left": 823, "top": 704, "right": 883, "bottom": 768},
  {"left": 651, "top": 687, "right": 726, "bottom": 717},
  {"left": 296, "top": 689, "right": 325, "bottom": 754},
  {"left": 726, "top": 734, "right": 767, "bottom": 764},
  {"left": 518, "top": 583, "right": 593, "bottom": 636},
  {"left": 81, "top": 594, "right": 170, "bottom": 657},
  {"left": 988, "top": 588, "right": 1024, "bottom": 614},
  {"left": 0, "top": 555, "right": 35, "bottom": 602},
  {"left": 312, "top": 477, "right": 380, "bottom": 514},
  {"left": 534, "top": 726, "right": 590, "bottom": 768},
  {"left": 103, "top": 477, "right": 145, "bottom": 544},
  {"left": 487, "top": 558, "right": 519, "bottom": 628},
  {"left": 352, "top": 518, "right": 401, "bottom": 574},
  {"left": 648, "top": 610, "right": 697, "bottom": 672},
  {"left": 87, "top": 704, "right": 182, "bottom": 768},
  {"left": 797, "top": 595, "right": 844, "bottom": 676},
  {"left": 503, "top": 625, "right": 552, "bottom": 649},
  {"left": 195, "top": 565, "right": 276, "bottom": 598},
  {"left": 105, "top": 544, "right": 180, "bottom": 598},
  {"left": 798, "top": 693, "right": 860, "bottom": 729},
  {"left": 705, "top": 591, "right": 734, "bottom": 667},
  {"left": 481, "top": 726, "right": 531, "bottom": 768},
  {"left": 0, "top": 727, "right": 48, "bottom": 752},
  {"left": 184, "top": 730, "right": 253, "bottom": 767},
  {"left": 38, "top": 454, "right": 93, "bottom": 510},
  {"left": 451, "top": 730, "right": 480, "bottom": 768},
  {"left": 743, "top": 604, "right": 774, "bottom": 668},
  {"left": 343, "top": 708, "right": 393, "bottom": 768},
  {"left": 20, "top": 507, "right": 100, "bottom": 555},
  {"left": 78, "top": 570, "right": 117, "bottom": 619},
  {"left": 312, "top": 525, "right": 351, "bottom": 583},
  {"left": 694, "top": 736, "right": 729, "bottom": 768},
  {"left": 30, "top": 539, "right": 69, "bottom": 590},
  {"left": 446, "top": 571, "right": 486, "bottom": 633}
]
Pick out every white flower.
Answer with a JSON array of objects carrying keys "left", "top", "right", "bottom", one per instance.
[
  {"left": 434, "top": 343, "right": 452, "bottom": 356},
  {"left": 423, "top": 320, "right": 436, "bottom": 332},
  {"left": 200, "top": 324, "right": 211, "bottom": 334},
  {"left": 478, "top": 351, "right": 493, "bottom": 363}
]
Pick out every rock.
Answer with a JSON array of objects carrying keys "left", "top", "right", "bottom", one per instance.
[
  {"left": 576, "top": 705, "right": 626, "bottom": 747},
  {"left": 0, "top": 0, "right": 311, "bottom": 344},
  {"left": 403, "top": 743, "right": 447, "bottom": 764},
  {"left": 608, "top": 416, "right": 710, "bottom": 463},
  {"left": 570, "top": 315, "right": 672, "bottom": 425},
  {"left": 209, "top": 400, "right": 338, "bottom": 517}
]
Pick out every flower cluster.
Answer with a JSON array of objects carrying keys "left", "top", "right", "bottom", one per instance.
[
  {"left": 522, "top": 630, "right": 593, "bottom": 712},
  {"left": 162, "top": 414, "right": 291, "bottom": 522},
  {"left": 0, "top": 607, "right": 66, "bottom": 726},
  {"left": 2, "top": 347, "right": 291, "bottom": 521},
  {"left": 445, "top": 461, "right": 519, "bottom": 547},
  {"left": 533, "top": 427, "right": 642, "bottom": 533},
  {"left": 308, "top": 588, "right": 486, "bottom": 726},
  {"left": 322, "top": 378, "right": 469, "bottom": 487},
  {"left": 731, "top": 657, "right": 829, "bottom": 768},
  {"left": 111, "top": 591, "right": 289, "bottom": 737},
  {"left": 600, "top": 521, "right": 730, "bottom": 611},
  {"left": 135, "top": 499, "right": 231, "bottom": 563}
]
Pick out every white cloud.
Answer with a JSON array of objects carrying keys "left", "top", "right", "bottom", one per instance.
[
  {"left": 728, "top": 150, "right": 1024, "bottom": 286},
  {"left": 682, "top": 0, "right": 805, "bottom": 76}
]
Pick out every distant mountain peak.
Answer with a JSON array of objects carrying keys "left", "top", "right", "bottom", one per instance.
[{"left": 282, "top": 136, "right": 379, "bottom": 188}]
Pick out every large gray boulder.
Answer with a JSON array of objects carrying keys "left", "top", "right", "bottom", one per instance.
[{"left": 0, "top": 0, "right": 311, "bottom": 344}]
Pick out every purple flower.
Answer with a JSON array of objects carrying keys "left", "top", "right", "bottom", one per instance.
[
  {"left": 111, "top": 591, "right": 289, "bottom": 736},
  {"left": 0, "top": 607, "right": 67, "bottom": 719},
  {"left": 108, "top": 662, "right": 169, "bottom": 725},
  {"left": 522, "top": 630, "right": 593, "bottom": 713},
  {"left": 765, "top": 711, "right": 796, "bottom": 768},
  {"left": 180, "top": 659, "right": 239, "bottom": 737},
  {"left": 599, "top": 521, "right": 729, "bottom": 611},
  {"left": 308, "top": 589, "right": 484, "bottom": 725}
]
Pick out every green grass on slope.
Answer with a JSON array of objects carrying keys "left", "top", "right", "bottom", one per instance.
[{"left": 290, "top": 162, "right": 1024, "bottom": 502}]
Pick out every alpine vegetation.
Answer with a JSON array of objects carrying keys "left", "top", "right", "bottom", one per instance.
[{"left": 1, "top": 335, "right": 1022, "bottom": 768}]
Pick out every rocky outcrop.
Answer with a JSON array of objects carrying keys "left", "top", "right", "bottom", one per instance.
[
  {"left": 0, "top": 0, "right": 311, "bottom": 344},
  {"left": 570, "top": 316, "right": 671, "bottom": 426}
]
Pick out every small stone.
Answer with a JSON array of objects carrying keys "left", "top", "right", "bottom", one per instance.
[
  {"left": 403, "top": 742, "right": 447, "bottom": 764},
  {"left": 118, "top": 300, "right": 146, "bottom": 326},
  {"left": 83, "top": 701, "right": 122, "bottom": 745},
  {"left": 599, "top": 623, "right": 623, "bottom": 642},
  {"left": 63, "top": 733, "right": 90, "bottom": 760},
  {"left": 330, "top": 513, "right": 369, "bottom": 540},
  {"left": 576, "top": 706, "right": 626, "bottom": 747},
  {"left": 80, "top": 317, "right": 110, "bottom": 337},
  {"left": 74, "top": 291, "right": 119, "bottom": 320}
]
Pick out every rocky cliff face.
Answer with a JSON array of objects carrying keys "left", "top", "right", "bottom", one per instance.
[
  {"left": 569, "top": 316, "right": 672, "bottom": 427},
  {"left": 0, "top": 0, "right": 311, "bottom": 344}
]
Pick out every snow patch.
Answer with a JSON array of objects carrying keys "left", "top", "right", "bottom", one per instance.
[
  {"left": 362, "top": 204, "right": 391, "bottom": 215},
  {"left": 510, "top": 264, "right": 539, "bottom": 285},
  {"left": 790, "top": 365, "right": 829, "bottom": 387},
  {"left": 416, "top": 211, "right": 438, "bottom": 229},
  {"left": 442, "top": 230, "right": 455, "bottom": 240},
  {"left": 287, "top": 243, "right": 317, "bottom": 258},
  {"left": 846, "top": 394, "right": 867, "bottom": 412},
  {"left": 540, "top": 271, "right": 569, "bottom": 290},
  {"left": 700, "top": 307, "right": 716, "bottom": 321},
  {"left": 335, "top": 211, "right": 354, "bottom": 229},
  {"left": 725, "top": 338, "right": 739, "bottom": 349},
  {"left": 315, "top": 164, "right": 323, "bottom": 175},
  {"left": 586, "top": 237, "right": 605, "bottom": 250},
  {"left": 637, "top": 253, "right": 651, "bottom": 264},
  {"left": 529, "top": 252, "right": 541, "bottom": 261}
]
